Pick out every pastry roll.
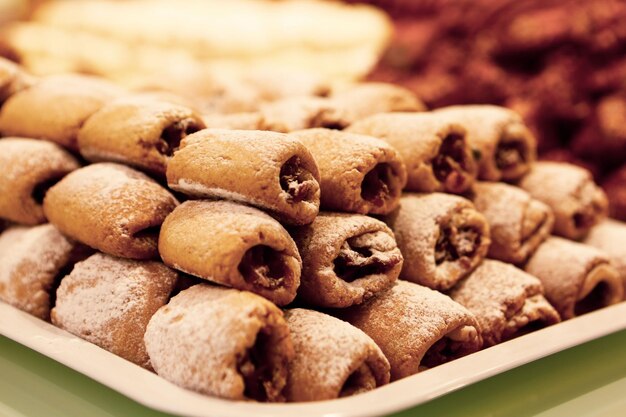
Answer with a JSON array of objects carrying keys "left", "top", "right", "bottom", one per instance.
[
  {"left": 284, "top": 308, "right": 390, "bottom": 401},
  {"left": 159, "top": 200, "right": 301, "bottom": 306},
  {"left": 0, "top": 138, "right": 80, "bottom": 225},
  {"left": 519, "top": 162, "right": 608, "bottom": 239},
  {"left": 51, "top": 253, "right": 178, "bottom": 369},
  {"left": 291, "top": 212, "right": 403, "bottom": 308},
  {"left": 434, "top": 105, "right": 536, "bottom": 181},
  {"left": 77, "top": 97, "right": 205, "bottom": 176},
  {"left": 0, "top": 57, "right": 34, "bottom": 105},
  {"left": 471, "top": 182, "right": 554, "bottom": 264},
  {"left": 289, "top": 128, "right": 407, "bottom": 215},
  {"left": 167, "top": 129, "right": 320, "bottom": 226},
  {"left": 450, "top": 260, "right": 561, "bottom": 347},
  {"left": 0, "top": 224, "right": 90, "bottom": 320},
  {"left": 385, "top": 193, "right": 490, "bottom": 291},
  {"left": 338, "top": 281, "right": 482, "bottom": 380},
  {"left": 43, "top": 163, "right": 178, "bottom": 260},
  {"left": 0, "top": 74, "right": 125, "bottom": 150},
  {"left": 584, "top": 219, "right": 626, "bottom": 298},
  {"left": 202, "top": 112, "right": 264, "bottom": 130},
  {"left": 259, "top": 97, "right": 351, "bottom": 133},
  {"left": 347, "top": 113, "right": 477, "bottom": 194},
  {"left": 144, "top": 284, "right": 294, "bottom": 402},
  {"left": 525, "top": 237, "right": 623, "bottom": 319}
]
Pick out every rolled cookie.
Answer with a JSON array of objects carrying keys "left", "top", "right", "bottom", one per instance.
[
  {"left": 0, "top": 138, "right": 80, "bottom": 225},
  {"left": 159, "top": 200, "right": 301, "bottom": 306},
  {"left": 77, "top": 97, "right": 205, "bottom": 176},
  {"left": 291, "top": 212, "right": 403, "bottom": 308},
  {"left": 144, "top": 284, "right": 294, "bottom": 402},
  {"left": 338, "top": 281, "right": 482, "bottom": 380},
  {"left": 43, "top": 163, "right": 178, "bottom": 259},
  {"left": 519, "top": 162, "right": 608, "bottom": 239},
  {"left": 434, "top": 105, "right": 536, "bottom": 181},
  {"left": 584, "top": 219, "right": 626, "bottom": 297},
  {"left": 525, "top": 237, "right": 623, "bottom": 319},
  {"left": 0, "top": 224, "right": 89, "bottom": 320},
  {"left": 385, "top": 193, "right": 490, "bottom": 291},
  {"left": 347, "top": 113, "right": 477, "bottom": 194},
  {"left": 51, "top": 253, "right": 178, "bottom": 369},
  {"left": 284, "top": 308, "right": 390, "bottom": 401},
  {"left": 471, "top": 182, "right": 554, "bottom": 264},
  {"left": 450, "top": 260, "right": 561, "bottom": 347},
  {"left": 0, "top": 57, "right": 34, "bottom": 105},
  {"left": 167, "top": 129, "right": 320, "bottom": 225},
  {"left": 259, "top": 97, "right": 351, "bottom": 133},
  {"left": 289, "top": 128, "right": 407, "bottom": 215},
  {"left": 0, "top": 74, "right": 125, "bottom": 150}
]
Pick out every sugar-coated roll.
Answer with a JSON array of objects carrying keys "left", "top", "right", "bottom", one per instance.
[
  {"left": 525, "top": 237, "right": 623, "bottom": 319},
  {"left": 0, "top": 224, "right": 90, "bottom": 320},
  {"left": 434, "top": 105, "right": 536, "bottom": 181},
  {"left": 259, "top": 97, "right": 351, "bottom": 133},
  {"left": 77, "top": 97, "right": 205, "bottom": 176},
  {"left": 338, "top": 281, "right": 482, "bottom": 380},
  {"left": 144, "top": 284, "right": 294, "bottom": 402},
  {"left": 0, "top": 138, "right": 80, "bottom": 225},
  {"left": 202, "top": 112, "right": 264, "bottom": 130},
  {"left": 51, "top": 253, "right": 178, "bottom": 369},
  {"left": 43, "top": 163, "right": 178, "bottom": 259},
  {"left": 0, "top": 57, "right": 34, "bottom": 104},
  {"left": 450, "top": 260, "right": 560, "bottom": 347},
  {"left": 159, "top": 200, "right": 301, "bottom": 306},
  {"left": 585, "top": 219, "right": 626, "bottom": 297},
  {"left": 167, "top": 129, "right": 320, "bottom": 225},
  {"left": 519, "top": 162, "right": 608, "bottom": 240},
  {"left": 289, "top": 128, "right": 407, "bottom": 215},
  {"left": 284, "top": 309, "right": 390, "bottom": 401},
  {"left": 347, "top": 113, "right": 477, "bottom": 194},
  {"left": 471, "top": 182, "right": 554, "bottom": 264},
  {"left": 0, "top": 74, "right": 125, "bottom": 150},
  {"left": 385, "top": 193, "right": 490, "bottom": 291},
  {"left": 291, "top": 212, "right": 403, "bottom": 308}
]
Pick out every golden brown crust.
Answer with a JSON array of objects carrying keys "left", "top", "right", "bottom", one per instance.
[
  {"left": 584, "top": 219, "right": 626, "bottom": 298},
  {"left": 471, "top": 182, "right": 554, "bottom": 264},
  {"left": 434, "top": 105, "right": 536, "bottom": 181},
  {"left": 290, "top": 128, "right": 407, "bottom": 215},
  {"left": 525, "top": 237, "right": 623, "bottom": 319},
  {"left": 167, "top": 129, "right": 320, "bottom": 226},
  {"left": 259, "top": 97, "right": 351, "bottom": 133},
  {"left": 51, "top": 253, "right": 178, "bottom": 369},
  {"left": 450, "top": 260, "right": 560, "bottom": 347},
  {"left": 337, "top": 281, "right": 482, "bottom": 381},
  {"left": 385, "top": 193, "right": 490, "bottom": 291},
  {"left": 291, "top": 212, "right": 402, "bottom": 308},
  {"left": 159, "top": 200, "right": 301, "bottom": 306},
  {"left": 347, "top": 112, "right": 477, "bottom": 194},
  {"left": 284, "top": 308, "right": 390, "bottom": 401},
  {"left": 77, "top": 96, "right": 205, "bottom": 176},
  {"left": 0, "top": 138, "right": 80, "bottom": 225},
  {"left": 202, "top": 112, "right": 264, "bottom": 130},
  {"left": 43, "top": 163, "right": 178, "bottom": 259},
  {"left": 519, "top": 162, "right": 608, "bottom": 240},
  {"left": 0, "top": 74, "right": 125, "bottom": 150},
  {"left": 144, "top": 284, "right": 294, "bottom": 402}
]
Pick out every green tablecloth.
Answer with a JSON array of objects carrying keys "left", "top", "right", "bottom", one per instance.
[{"left": 1, "top": 331, "right": 625, "bottom": 417}]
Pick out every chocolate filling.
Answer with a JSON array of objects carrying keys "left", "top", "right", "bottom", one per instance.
[
  {"left": 339, "top": 363, "right": 376, "bottom": 398},
  {"left": 333, "top": 232, "right": 401, "bottom": 282},
  {"left": 361, "top": 163, "right": 395, "bottom": 208},
  {"left": 434, "top": 226, "right": 480, "bottom": 266},
  {"left": 574, "top": 281, "right": 611, "bottom": 316},
  {"left": 239, "top": 245, "right": 288, "bottom": 290},
  {"left": 156, "top": 118, "right": 201, "bottom": 157},
  {"left": 238, "top": 327, "right": 275, "bottom": 402},
  {"left": 496, "top": 140, "right": 527, "bottom": 170},
  {"left": 432, "top": 134, "right": 471, "bottom": 193},
  {"left": 279, "top": 156, "right": 316, "bottom": 203},
  {"left": 31, "top": 176, "right": 64, "bottom": 205}
]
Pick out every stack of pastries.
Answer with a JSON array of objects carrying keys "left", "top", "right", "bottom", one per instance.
[{"left": 0, "top": 56, "right": 624, "bottom": 403}]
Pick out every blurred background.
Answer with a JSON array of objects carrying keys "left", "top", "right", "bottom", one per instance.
[{"left": 1, "top": 0, "right": 626, "bottom": 219}]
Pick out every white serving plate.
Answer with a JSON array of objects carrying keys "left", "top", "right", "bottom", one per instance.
[{"left": 1, "top": 301, "right": 626, "bottom": 417}]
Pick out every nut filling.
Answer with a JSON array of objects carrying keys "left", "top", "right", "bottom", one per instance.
[
  {"left": 31, "top": 176, "right": 64, "bottom": 205},
  {"left": 237, "top": 327, "right": 283, "bottom": 402},
  {"left": 239, "top": 245, "right": 289, "bottom": 290},
  {"left": 434, "top": 225, "right": 480, "bottom": 267},
  {"left": 496, "top": 139, "right": 527, "bottom": 170},
  {"left": 279, "top": 156, "right": 317, "bottom": 203},
  {"left": 333, "top": 231, "right": 402, "bottom": 282},
  {"left": 339, "top": 363, "right": 377, "bottom": 398},
  {"left": 156, "top": 118, "right": 201, "bottom": 157},
  {"left": 432, "top": 134, "right": 472, "bottom": 193},
  {"left": 361, "top": 163, "right": 396, "bottom": 207},
  {"left": 573, "top": 204, "right": 603, "bottom": 230},
  {"left": 574, "top": 281, "right": 612, "bottom": 316},
  {"left": 421, "top": 326, "right": 476, "bottom": 369}
]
